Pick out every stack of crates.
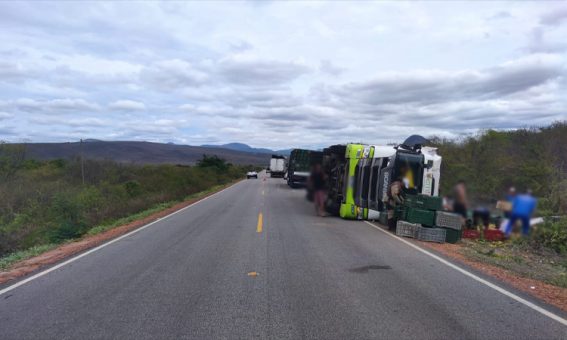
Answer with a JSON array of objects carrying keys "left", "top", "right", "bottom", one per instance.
[
  {"left": 435, "top": 211, "right": 462, "bottom": 244},
  {"left": 397, "top": 194, "right": 460, "bottom": 244},
  {"left": 403, "top": 194, "right": 441, "bottom": 228}
]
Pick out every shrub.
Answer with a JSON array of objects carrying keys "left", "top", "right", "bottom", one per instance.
[
  {"left": 0, "top": 155, "right": 249, "bottom": 257},
  {"left": 529, "top": 218, "right": 567, "bottom": 254},
  {"left": 124, "top": 180, "right": 142, "bottom": 197},
  {"left": 197, "top": 154, "right": 230, "bottom": 171}
]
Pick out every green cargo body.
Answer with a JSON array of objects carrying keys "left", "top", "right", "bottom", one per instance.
[
  {"left": 289, "top": 149, "right": 312, "bottom": 171},
  {"left": 443, "top": 228, "right": 462, "bottom": 244},
  {"left": 404, "top": 207, "right": 435, "bottom": 226},
  {"left": 404, "top": 194, "right": 443, "bottom": 211}
]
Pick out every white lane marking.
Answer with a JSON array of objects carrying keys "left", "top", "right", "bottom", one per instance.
[
  {"left": 363, "top": 221, "right": 567, "bottom": 327},
  {"left": 0, "top": 180, "right": 244, "bottom": 297}
]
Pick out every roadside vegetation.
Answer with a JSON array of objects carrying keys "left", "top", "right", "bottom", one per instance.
[
  {"left": 431, "top": 122, "right": 567, "bottom": 216},
  {"left": 0, "top": 144, "right": 257, "bottom": 261},
  {"left": 429, "top": 122, "right": 567, "bottom": 287},
  {"left": 460, "top": 238, "right": 567, "bottom": 288}
]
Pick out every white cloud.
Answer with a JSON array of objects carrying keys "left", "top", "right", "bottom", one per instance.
[
  {"left": 140, "top": 59, "right": 209, "bottom": 90},
  {"left": 540, "top": 6, "right": 567, "bottom": 26},
  {"left": 0, "top": 1, "right": 565, "bottom": 148},
  {"left": 218, "top": 56, "right": 310, "bottom": 85},
  {"left": 12, "top": 98, "right": 101, "bottom": 113},
  {"left": 0, "top": 112, "right": 13, "bottom": 120},
  {"left": 109, "top": 100, "right": 146, "bottom": 111}
]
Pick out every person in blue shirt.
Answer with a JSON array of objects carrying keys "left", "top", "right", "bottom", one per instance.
[
  {"left": 505, "top": 190, "right": 537, "bottom": 237},
  {"left": 504, "top": 186, "right": 516, "bottom": 219}
]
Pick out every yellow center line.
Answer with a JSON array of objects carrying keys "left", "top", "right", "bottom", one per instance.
[{"left": 256, "top": 213, "right": 263, "bottom": 233}]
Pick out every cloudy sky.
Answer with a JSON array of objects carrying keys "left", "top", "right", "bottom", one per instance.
[{"left": 0, "top": 1, "right": 566, "bottom": 149}]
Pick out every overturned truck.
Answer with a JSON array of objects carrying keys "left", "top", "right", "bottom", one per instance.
[{"left": 323, "top": 135, "right": 441, "bottom": 220}]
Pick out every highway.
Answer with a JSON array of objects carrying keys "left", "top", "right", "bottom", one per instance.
[{"left": 1, "top": 173, "right": 566, "bottom": 339}]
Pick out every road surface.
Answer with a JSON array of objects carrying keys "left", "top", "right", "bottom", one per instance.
[{"left": 1, "top": 173, "right": 566, "bottom": 339}]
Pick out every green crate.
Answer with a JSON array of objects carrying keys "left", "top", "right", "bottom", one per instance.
[
  {"left": 404, "top": 194, "right": 443, "bottom": 211},
  {"left": 404, "top": 207, "right": 436, "bottom": 226},
  {"left": 443, "top": 228, "right": 462, "bottom": 244},
  {"left": 394, "top": 206, "right": 407, "bottom": 220}
]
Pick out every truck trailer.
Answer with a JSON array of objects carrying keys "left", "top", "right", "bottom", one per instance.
[
  {"left": 269, "top": 155, "right": 286, "bottom": 178},
  {"left": 287, "top": 149, "right": 323, "bottom": 187}
]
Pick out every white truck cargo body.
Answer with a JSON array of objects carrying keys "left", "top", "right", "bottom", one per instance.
[{"left": 269, "top": 156, "right": 286, "bottom": 178}]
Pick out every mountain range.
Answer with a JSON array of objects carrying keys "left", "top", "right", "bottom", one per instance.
[
  {"left": 200, "top": 143, "right": 291, "bottom": 155},
  {"left": 19, "top": 141, "right": 274, "bottom": 166}
]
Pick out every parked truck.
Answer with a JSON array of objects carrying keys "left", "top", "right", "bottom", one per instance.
[
  {"left": 269, "top": 155, "right": 286, "bottom": 178},
  {"left": 287, "top": 149, "right": 323, "bottom": 187}
]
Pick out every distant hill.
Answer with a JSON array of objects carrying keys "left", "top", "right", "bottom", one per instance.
[
  {"left": 20, "top": 141, "right": 271, "bottom": 165},
  {"left": 201, "top": 142, "right": 291, "bottom": 155}
]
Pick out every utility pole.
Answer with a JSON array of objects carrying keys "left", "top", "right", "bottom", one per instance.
[{"left": 80, "top": 138, "right": 85, "bottom": 185}]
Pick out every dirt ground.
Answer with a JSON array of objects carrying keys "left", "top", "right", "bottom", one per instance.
[
  {"left": 419, "top": 239, "right": 567, "bottom": 313},
  {"left": 0, "top": 180, "right": 241, "bottom": 285}
]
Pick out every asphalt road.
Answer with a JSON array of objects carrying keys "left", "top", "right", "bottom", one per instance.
[{"left": 1, "top": 173, "right": 566, "bottom": 339}]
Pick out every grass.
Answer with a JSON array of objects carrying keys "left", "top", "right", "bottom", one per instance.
[
  {"left": 0, "top": 181, "right": 239, "bottom": 271},
  {"left": 0, "top": 244, "right": 58, "bottom": 270},
  {"left": 87, "top": 201, "right": 176, "bottom": 236},
  {"left": 86, "top": 182, "right": 229, "bottom": 236},
  {"left": 460, "top": 239, "right": 567, "bottom": 288}
]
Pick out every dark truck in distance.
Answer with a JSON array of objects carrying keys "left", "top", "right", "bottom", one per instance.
[{"left": 286, "top": 149, "right": 323, "bottom": 187}]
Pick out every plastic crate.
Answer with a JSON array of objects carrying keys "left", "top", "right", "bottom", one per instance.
[
  {"left": 404, "top": 194, "right": 443, "bottom": 211},
  {"left": 394, "top": 206, "right": 407, "bottom": 220},
  {"left": 483, "top": 229, "right": 505, "bottom": 241},
  {"left": 443, "top": 228, "right": 462, "bottom": 244},
  {"left": 462, "top": 229, "right": 480, "bottom": 239},
  {"left": 417, "top": 227, "right": 446, "bottom": 243},
  {"left": 404, "top": 207, "right": 435, "bottom": 226},
  {"left": 435, "top": 211, "right": 462, "bottom": 230},
  {"left": 396, "top": 220, "right": 420, "bottom": 238}
]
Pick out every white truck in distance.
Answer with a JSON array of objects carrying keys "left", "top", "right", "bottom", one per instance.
[{"left": 269, "top": 155, "right": 286, "bottom": 178}]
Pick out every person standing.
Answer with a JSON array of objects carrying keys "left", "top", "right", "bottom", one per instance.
[
  {"left": 453, "top": 180, "right": 468, "bottom": 226},
  {"left": 505, "top": 190, "right": 537, "bottom": 237},
  {"left": 310, "top": 164, "right": 328, "bottom": 217},
  {"left": 504, "top": 186, "right": 516, "bottom": 219},
  {"left": 387, "top": 176, "right": 404, "bottom": 231}
]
